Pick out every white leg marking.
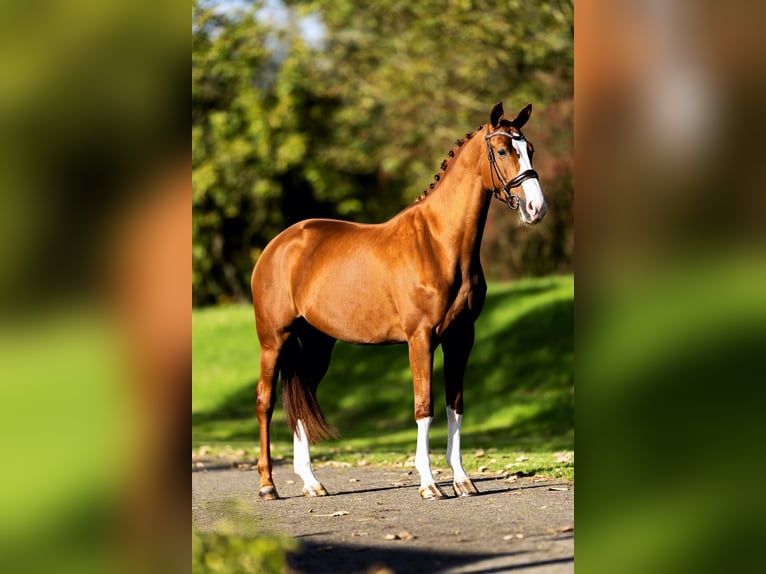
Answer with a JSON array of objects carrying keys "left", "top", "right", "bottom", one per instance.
[
  {"left": 293, "top": 419, "right": 320, "bottom": 488},
  {"left": 415, "top": 416, "right": 435, "bottom": 488},
  {"left": 446, "top": 406, "right": 468, "bottom": 482}
]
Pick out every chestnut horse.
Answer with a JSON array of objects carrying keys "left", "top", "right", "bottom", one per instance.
[{"left": 251, "top": 102, "right": 546, "bottom": 500}]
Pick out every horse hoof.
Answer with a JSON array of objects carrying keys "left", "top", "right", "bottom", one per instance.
[
  {"left": 453, "top": 478, "right": 479, "bottom": 497},
  {"left": 419, "top": 483, "right": 447, "bottom": 500},
  {"left": 258, "top": 486, "right": 279, "bottom": 501},
  {"left": 303, "top": 483, "right": 329, "bottom": 497}
]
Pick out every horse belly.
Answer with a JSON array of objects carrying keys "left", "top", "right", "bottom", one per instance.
[{"left": 296, "top": 265, "right": 405, "bottom": 344}]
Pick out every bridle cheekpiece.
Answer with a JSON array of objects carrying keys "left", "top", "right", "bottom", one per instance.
[{"left": 485, "top": 128, "right": 539, "bottom": 210}]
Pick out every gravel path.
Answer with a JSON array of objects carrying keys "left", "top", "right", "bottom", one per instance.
[{"left": 193, "top": 459, "right": 573, "bottom": 573}]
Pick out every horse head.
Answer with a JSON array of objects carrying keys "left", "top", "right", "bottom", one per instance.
[{"left": 485, "top": 102, "right": 547, "bottom": 224}]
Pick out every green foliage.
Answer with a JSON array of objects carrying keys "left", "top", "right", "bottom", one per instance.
[
  {"left": 192, "top": 0, "right": 573, "bottom": 305},
  {"left": 192, "top": 276, "right": 574, "bottom": 479},
  {"left": 192, "top": 511, "right": 299, "bottom": 574},
  {"left": 192, "top": 529, "right": 297, "bottom": 574}
]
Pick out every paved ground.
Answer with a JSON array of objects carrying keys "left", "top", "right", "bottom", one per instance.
[{"left": 192, "top": 460, "right": 573, "bottom": 573}]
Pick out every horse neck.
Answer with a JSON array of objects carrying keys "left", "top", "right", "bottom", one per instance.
[{"left": 419, "top": 133, "right": 492, "bottom": 261}]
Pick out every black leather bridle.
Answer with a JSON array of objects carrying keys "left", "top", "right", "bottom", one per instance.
[{"left": 486, "top": 128, "right": 539, "bottom": 210}]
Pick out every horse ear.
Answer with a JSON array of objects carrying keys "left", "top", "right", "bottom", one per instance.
[
  {"left": 490, "top": 102, "right": 504, "bottom": 128},
  {"left": 509, "top": 104, "right": 532, "bottom": 128}
]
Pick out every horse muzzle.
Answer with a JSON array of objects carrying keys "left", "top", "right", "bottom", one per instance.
[{"left": 520, "top": 199, "right": 547, "bottom": 224}]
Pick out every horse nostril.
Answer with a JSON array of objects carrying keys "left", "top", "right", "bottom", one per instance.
[{"left": 527, "top": 201, "right": 536, "bottom": 214}]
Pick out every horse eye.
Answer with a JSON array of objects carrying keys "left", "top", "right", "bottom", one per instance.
[{"left": 497, "top": 148, "right": 507, "bottom": 157}]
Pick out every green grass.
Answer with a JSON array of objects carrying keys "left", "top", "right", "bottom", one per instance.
[{"left": 192, "top": 275, "right": 574, "bottom": 480}]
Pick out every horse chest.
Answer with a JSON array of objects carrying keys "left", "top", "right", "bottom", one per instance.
[{"left": 434, "top": 273, "right": 486, "bottom": 335}]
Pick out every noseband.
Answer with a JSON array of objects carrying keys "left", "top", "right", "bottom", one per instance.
[{"left": 486, "top": 128, "right": 539, "bottom": 210}]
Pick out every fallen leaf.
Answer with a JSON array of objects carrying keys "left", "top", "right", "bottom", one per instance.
[
  {"left": 384, "top": 530, "right": 415, "bottom": 540},
  {"left": 478, "top": 465, "right": 489, "bottom": 472},
  {"left": 505, "top": 470, "right": 534, "bottom": 480},
  {"left": 349, "top": 478, "right": 360, "bottom": 482},
  {"left": 474, "top": 449, "right": 485, "bottom": 457},
  {"left": 546, "top": 525, "right": 574, "bottom": 534},
  {"left": 548, "top": 486, "right": 569, "bottom": 491},
  {"left": 516, "top": 455, "right": 529, "bottom": 462}
]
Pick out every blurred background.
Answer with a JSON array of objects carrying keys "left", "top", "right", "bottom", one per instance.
[
  {"left": 0, "top": 1, "right": 187, "bottom": 573},
  {"left": 577, "top": 1, "right": 766, "bottom": 573}
]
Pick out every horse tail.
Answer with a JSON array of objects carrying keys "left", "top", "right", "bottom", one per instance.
[{"left": 280, "top": 334, "right": 337, "bottom": 445}]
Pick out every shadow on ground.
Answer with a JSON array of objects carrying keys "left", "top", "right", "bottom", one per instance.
[{"left": 289, "top": 542, "right": 573, "bottom": 574}]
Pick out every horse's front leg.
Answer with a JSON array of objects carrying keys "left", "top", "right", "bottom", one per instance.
[
  {"left": 409, "top": 330, "right": 447, "bottom": 500},
  {"left": 443, "top": 321, "right": 479, "bottom": 497}
]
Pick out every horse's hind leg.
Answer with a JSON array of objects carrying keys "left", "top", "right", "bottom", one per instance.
[
  {"left": 442, "top": 320, "right": 479, "bottom": 497},
  {"left": 255, "top": 335, "right": 286, "bottom": 500},
  {"left": 291, "top": 326, "right": 336, "bottom": 497}
]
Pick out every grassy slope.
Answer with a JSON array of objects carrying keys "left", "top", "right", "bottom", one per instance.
[{"left": 193, "top": 275, "right": 573, "bottom": 479}]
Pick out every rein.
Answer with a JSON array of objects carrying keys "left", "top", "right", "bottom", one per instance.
[{"left": 486, "top": 128, "right": 539, "bottom": 210}]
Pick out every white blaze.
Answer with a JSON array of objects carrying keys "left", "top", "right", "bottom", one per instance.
[{"left": 511, "top": 137, "right": 546, "bottom": 216}]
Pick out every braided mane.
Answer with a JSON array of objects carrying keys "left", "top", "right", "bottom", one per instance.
[{"left": 415, "top": 125, "right": 485, "bottom": 203}]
